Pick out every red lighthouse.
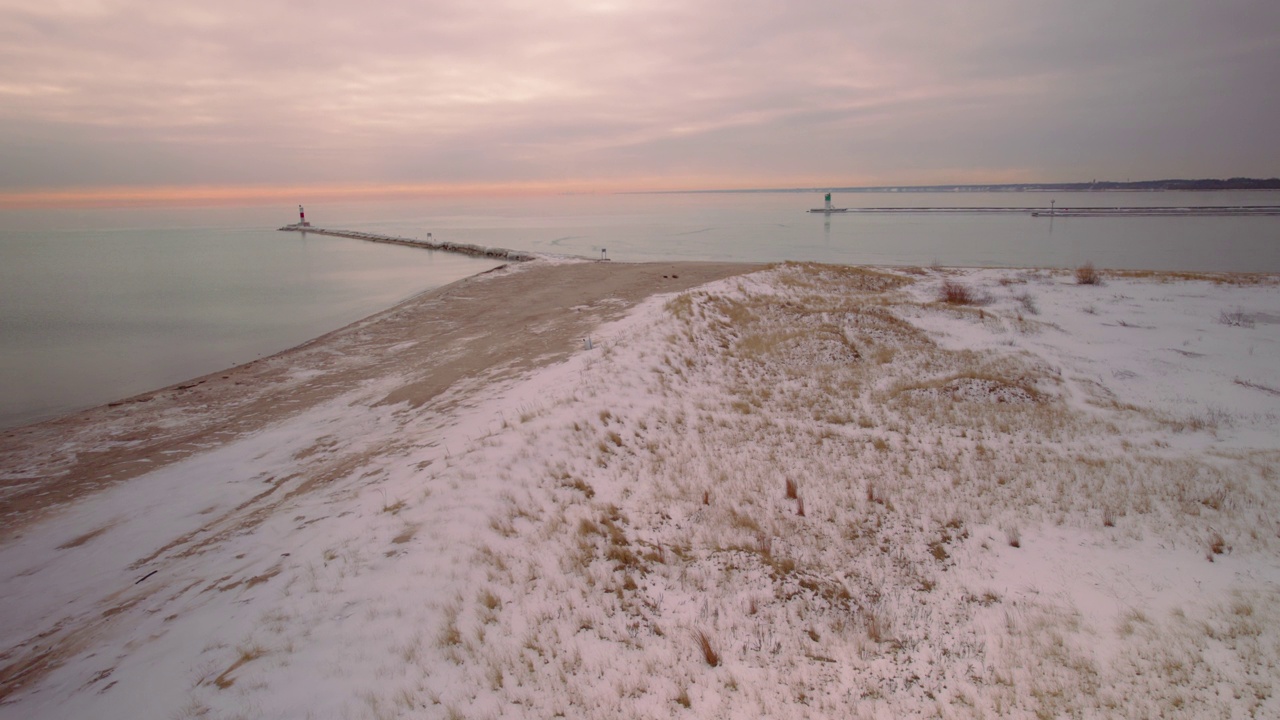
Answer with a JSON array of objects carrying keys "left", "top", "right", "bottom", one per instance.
[{"left": 298, "top": 205, "right": 311, "bottom": 227}]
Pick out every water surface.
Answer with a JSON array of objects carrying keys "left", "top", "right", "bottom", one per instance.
[
  {"left": 3, "top": 190, "right": 1278, "bottom": 429},
  {"left": 315, "top": 190, "right": 1280, "bottom": 271},
  {"left": 0, "top": 215, "right": 500, "bottom": 428}
]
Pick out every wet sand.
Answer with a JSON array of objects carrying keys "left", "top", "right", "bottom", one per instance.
[{"left": 0, "top": 260, "right": 759, "bottom": 538}]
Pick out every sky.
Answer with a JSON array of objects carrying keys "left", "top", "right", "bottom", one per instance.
[{"left": 1, "top": 0, "right": 1278, "bottom": 203}]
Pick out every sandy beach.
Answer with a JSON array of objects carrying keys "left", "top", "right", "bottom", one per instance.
[
  {"left": 2, "top": 260, "right": 1278, "bottom": 718},
  {"left": 0, "top": 259, "right": 758, "bottom": 535}
]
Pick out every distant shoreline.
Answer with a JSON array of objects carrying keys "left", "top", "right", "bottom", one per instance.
[{"left": 631, "top": 177, "right": 1280, "bottom": 195}]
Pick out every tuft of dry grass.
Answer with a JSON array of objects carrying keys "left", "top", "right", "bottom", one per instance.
[
  {"left": 1206, "top": 531, "right": 1229, "bottom": 560},
  {"left": 939, "top": 280, "right": 978, "bottom": 305},
  {"left": 561, "top": 476, "right": 596, "bottom": 498},
  {"left": 754, "top": 532, "right": 773, "bottom": 559},
  {"left": 606, "top": 544, "right": 640, "bottom": 569},
  {"left": 865, "top": 606, "right": 888, "bottom": 644},
  {"left": 391, "top": 523, "right": 419, "bottom": 545},
  {"left": 438, "top": 606, "right": 463, "bottom": 647},
  {"left": 665, "top": 292, "right": 696, "bottom": 320},
  {"left": 675, "top": 686, "right": 692, "bottom": 708},
  {"left": 693, "top": 629, "right": 721, "bottom": 667},
  {"left": 865, "top": 479, "right": 891, "bottom": 509},
  {"left": 1219, "top": 308, "right": 1254, "bottom": 328},
  {"left": 784, "top": 477, "right": 797, "bottom": 499},
  {"left": 213, "top": 641, "right": 268, "bottom": 689},
  {"left": 1075, "top": 262, "right": 1102, "bottom": 285}
]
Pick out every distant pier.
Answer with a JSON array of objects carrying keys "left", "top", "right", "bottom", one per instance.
[
  {"left": 1028, "top": 206, "right": 1280, "bottom": 218},
  {"left": 805, "top": 206, "right": 1280, "bottom": 217},
  {"left": 278, "top": 225, "right": 536, "bottom": 262}
]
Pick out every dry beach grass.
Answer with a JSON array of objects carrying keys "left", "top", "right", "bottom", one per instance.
[
  {"left": 436, "top": 263, "right": 1280, "bottom": 717},
  {"left": 1, "top": 260, "right": 1278, "bottom": 718}
]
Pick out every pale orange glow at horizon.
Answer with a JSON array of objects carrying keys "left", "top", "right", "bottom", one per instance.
[
  {"left": 0, "top": 168, "right": 1054, "bottom": 210},
  {"left": 0, "top": 175, "right": 897, "bottom": 209}
]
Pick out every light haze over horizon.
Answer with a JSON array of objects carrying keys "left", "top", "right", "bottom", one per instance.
[{"left": 2, "top": 0, "right": 1278, "bottom": 205}]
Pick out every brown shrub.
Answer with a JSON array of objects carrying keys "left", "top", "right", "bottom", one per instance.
[
  {"left": 1075, "top": 262, "right": 1102, "bottom": 285},
  {"left": 939, "top": 280, "right": 977, "bottom": 304}
]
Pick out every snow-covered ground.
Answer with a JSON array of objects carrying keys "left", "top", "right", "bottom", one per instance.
[{"left": 2, "top": 263, "right": 1278, "bottom": 718}]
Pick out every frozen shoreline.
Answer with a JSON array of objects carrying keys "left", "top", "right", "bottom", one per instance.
[
  {"left": 0, "top": 259, "right": 758, "bottom": 531},
  {"left": 2, "top": 261, "right": 1278, "bottom": 718}
]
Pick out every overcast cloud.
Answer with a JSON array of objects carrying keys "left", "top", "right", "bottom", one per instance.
[{"left": 1, "top": 0, "right": 1277, "bottom": 197}]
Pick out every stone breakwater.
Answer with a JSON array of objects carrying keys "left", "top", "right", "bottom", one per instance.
[
  {"left": 806, "top": 205, "right": 1280, "bottom": 217},
  {"left": 278, "top": 225, "right": 537, "bottom": 261}
]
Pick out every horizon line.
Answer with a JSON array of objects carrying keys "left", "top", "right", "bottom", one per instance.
[{"left": 2, "top": 177, "right": 1276, "bottom": 209}]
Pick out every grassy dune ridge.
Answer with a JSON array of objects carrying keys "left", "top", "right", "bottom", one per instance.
[{"left": 397, "top": 263, "right": 1280, "bottom": 717}]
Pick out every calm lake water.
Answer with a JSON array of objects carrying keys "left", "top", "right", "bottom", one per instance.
[
  {"left": 315, "top": 190, "right": 1280, "bottom": 270},
  {"left": 0, "top": 207, "right": 501, "bottom": 429},
  {"left": 3, "top": 191, "right": 1278, "bottom": 428}
]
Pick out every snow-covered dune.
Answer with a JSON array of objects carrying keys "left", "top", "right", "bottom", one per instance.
[{"left": 2, "top": 262, "right": 1277, "bottom": 719}]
